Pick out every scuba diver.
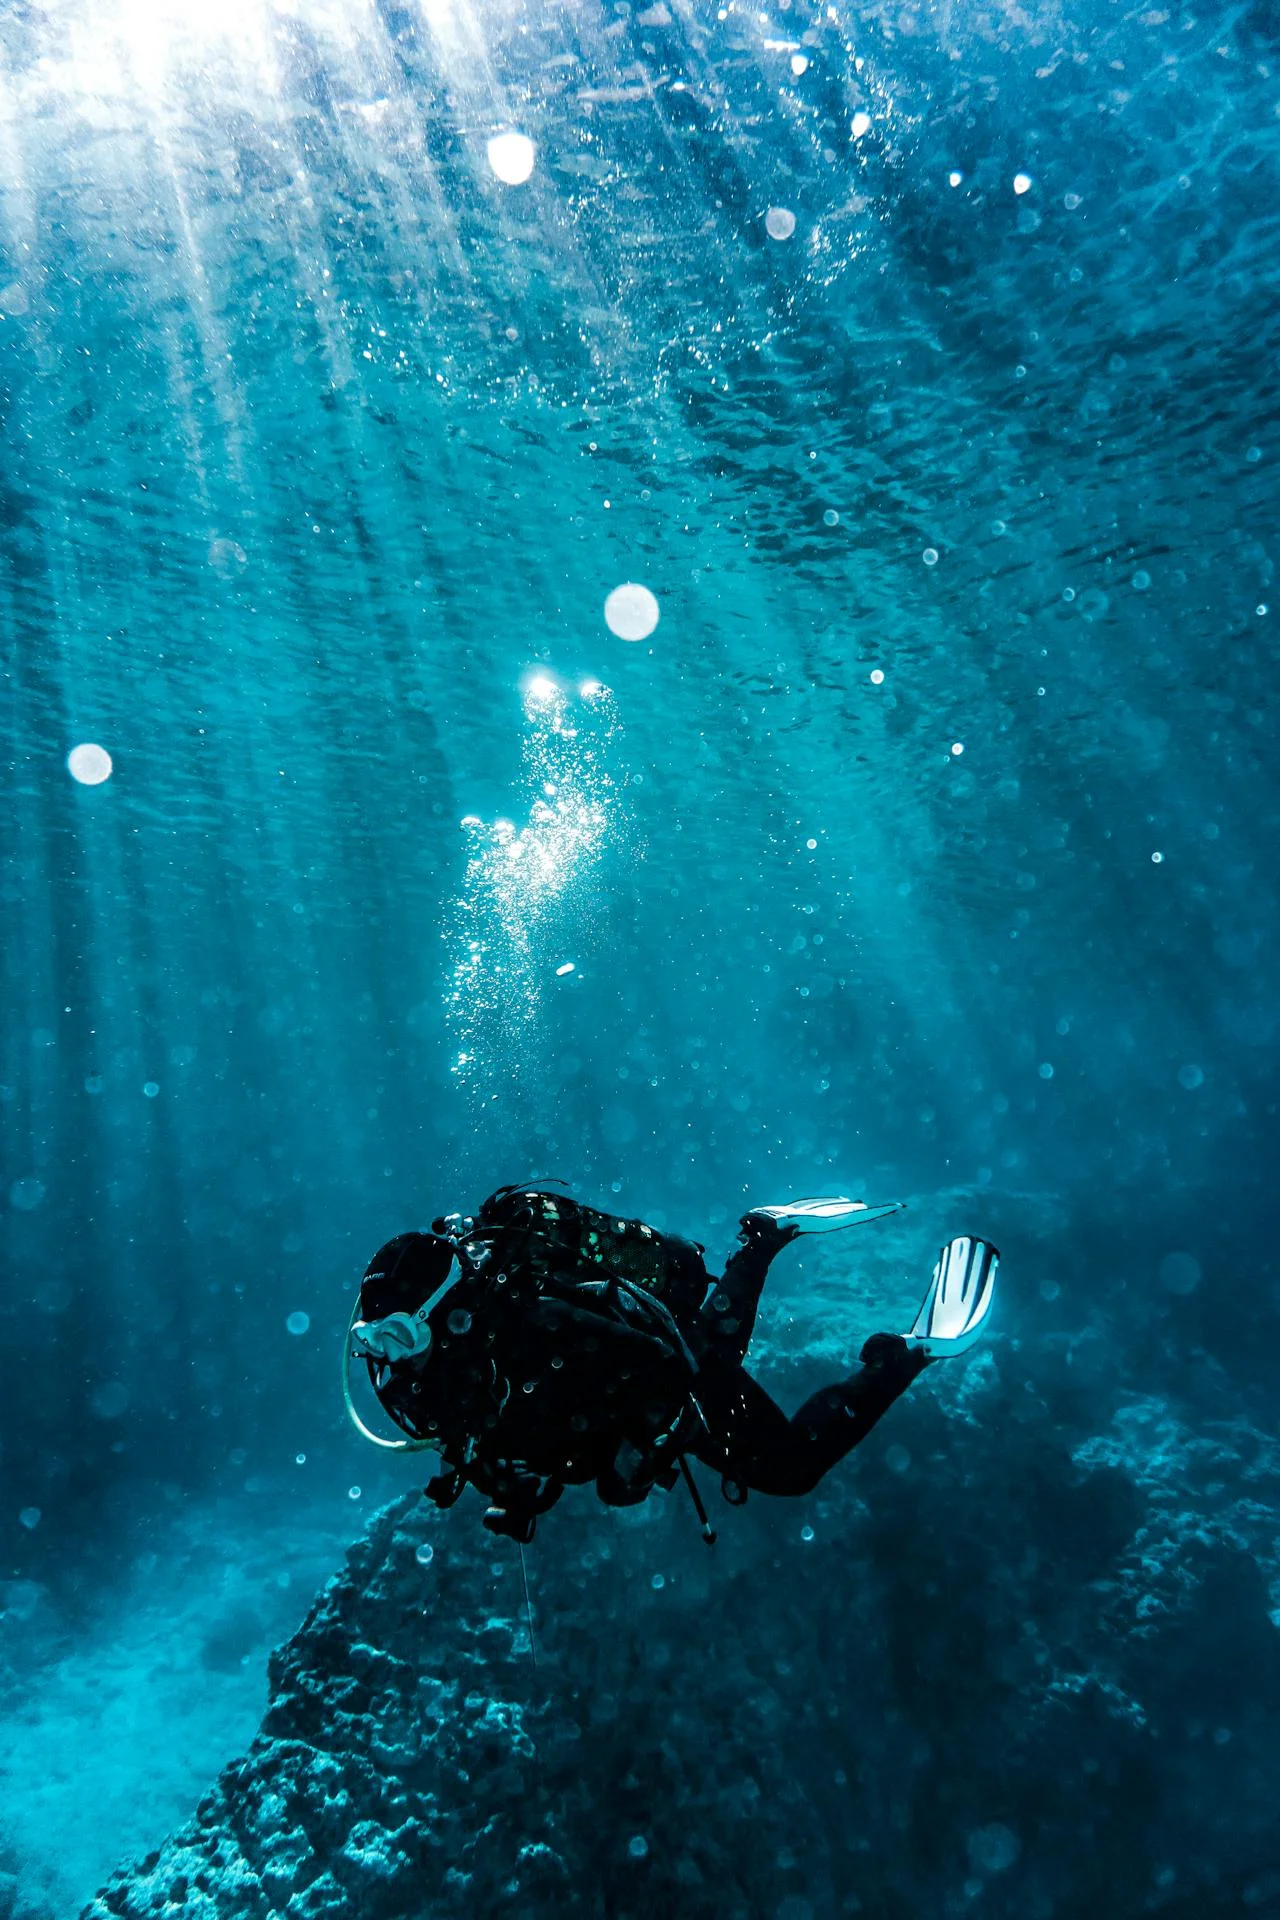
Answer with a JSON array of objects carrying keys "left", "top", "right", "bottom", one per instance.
[{"left": 343, "top": 1187, "right": 997, "bottom": 1544}]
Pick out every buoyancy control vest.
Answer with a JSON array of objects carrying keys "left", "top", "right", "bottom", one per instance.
[
  {"left": 471, "top": 1184, "right": 711, "bottom": 1318},
  {"left": 357, "top": 1188, "right": 712, "bottom": 1523}
]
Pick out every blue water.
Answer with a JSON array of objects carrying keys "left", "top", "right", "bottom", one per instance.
[{"left": 1, "top": 0, "right": 1278, "bottom": 1913}]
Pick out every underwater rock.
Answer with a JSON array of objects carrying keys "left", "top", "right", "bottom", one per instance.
[{"left": 82, "top": 1359, "right": 1280, "bottom": 1920}]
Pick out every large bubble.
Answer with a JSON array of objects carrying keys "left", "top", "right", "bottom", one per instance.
[
  {"left": 67, "top": 743, "right": 113, "bottom": 785},
  {"left": 604, "top": 582, "right": 659, "bottom": 641},
  {"left": 487, "top": 132, "right": 536, "bottom": 185}
]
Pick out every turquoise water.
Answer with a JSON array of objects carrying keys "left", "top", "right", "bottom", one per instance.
[{"left": 2, "top": 1, "right": 1278, "bottom": 1914}]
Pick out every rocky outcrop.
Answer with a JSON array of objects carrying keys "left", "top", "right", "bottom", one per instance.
[{"left": 82, "top": 1342, "right": 1280, "bottom": 1920}]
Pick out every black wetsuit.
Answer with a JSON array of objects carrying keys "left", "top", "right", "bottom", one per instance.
[
  {"left": 405, "top": 1217, "right": 928, "bottom": 1535},
  {"left": 683, "top": 1224, "right": 929, "bottom": 1497}
]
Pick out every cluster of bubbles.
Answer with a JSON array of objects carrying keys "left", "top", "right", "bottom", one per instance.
[{"left": 446, "top": 675, "right": 627, "bottom": 1093}]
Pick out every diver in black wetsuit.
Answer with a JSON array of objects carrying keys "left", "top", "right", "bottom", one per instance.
[{"left": 344, "top": 1188, "right": 997, "bottom": 1543}]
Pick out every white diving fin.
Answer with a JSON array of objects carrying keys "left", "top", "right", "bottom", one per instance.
[
  {"left": 905, "top": 1236, "right": 998, "bottom": 1357},
  {"left": 746, "top": 1195, "right": 906, "bottom": 1235}
]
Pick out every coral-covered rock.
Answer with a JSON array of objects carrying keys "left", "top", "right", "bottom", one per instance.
[{"left": 81, "top": 1352, "right": 1280, "bottom": 1920}]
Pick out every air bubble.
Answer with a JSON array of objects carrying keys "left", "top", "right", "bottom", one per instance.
[
  {"left": 67, "top": 743, "right": 112, "bottom": 785},
  {"left": 487, "top": 132, "right": 535, "bottom": 185},
  {"left": 604, "top": 582, "right": 659, "bottom": 640}
]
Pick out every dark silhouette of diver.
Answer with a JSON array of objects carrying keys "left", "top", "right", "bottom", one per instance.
[{"left": 343, "top": 1187, "right": 997, "bottom": 1543}]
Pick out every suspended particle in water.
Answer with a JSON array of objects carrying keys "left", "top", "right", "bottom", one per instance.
[
  {"left": 67, "top": 742, "right": 112, "bottom": 785},
  {"left": 487, "top": 131, "right": 536, "bottom": 185},
  {"left": 765, "top": 206, "right": 796, "bottom": 240},
  {"left": 1177, "top": 1063, "right": 1205, "bottom": 1090},
  {"left": 1132, "top": 570, "right": 1152, "bottom": 591},
  {"left": 286, "top": 1311, "right": 311, "bottom": 1336},
  {"left": 651, "top": 1573, "right": 665, "bottom": 1590},
  {"left": 869, "top": 668, "right": 884, "bottom": 685},
  {"left": 446, "top": 1308, "right": 472, "bottom": 1335},
  {"left": 556, "top": 961, "right": 576, "bottom": 976},
  {"left": 1151, "top": 851, "right": 1164, "bottom": 864},
  {"left": 19, "top": 1507, "right": 41, "bottom": 1530},
  {"left": 1013, "top": 172, "right": 1033, "bottom": 195},
  {"left": 790, "top": 53, "right": 809, "bottom": 74},
  {"left": 415, "top": 1542, "right": 435, "bottom": 1567},
  {"left": 90, "top": 1382, "right": 129, "bottom": 1420},
  {"left": 1039, "top": 1062, "right": 1054, "bottom": 1080},
  {"left": 823, "top": 508, "right": 840, "bottom": 526},
  {"left": 296, "top": 1453, "right": 306, "bottom": 1465},
  {"left": 1258, "top": 605, "right": 1269, "bottom": 617},
  {"left": 801, "top": 1524, "right": 815, "bottom": 1542},
  {"left": 806, "top": 838, "right": 817, "bottom": 850},
  {"left": 605, "top": 582, "right": 660, "bottom": 640},
  {"left": 967, "top": 1823, "right": 1022, "bottom": 1874},
  {"left": 885, "top": 1445, "right": 912, "bottom": 1474},
  {"left": 143, "top": 1081, "right": 159, "bottom": 1098},
  {"left": 1064, "top": 192, "right": 1082, "bottom": 211},
  {"left": 851, "top": 111, "right": 872, "bottom": 139},
  {"left": 948, "top": 170, "right": 963, "bottom": 187},
  {"left": 10, "top": 1178, "right": 45, "bottom": 1211},
  {"left": 950, "top": 741, "right": 965, "bottom": 756},
  {"left": 348, "top": 1485, "right": 362, "bottom": 1500},
  {"left": 923, "top": 547, "right": 939, "bottom": 566},
  {"left": 628, "top": 1836, "right": 650, "bottom": 1861},
  {"left": 1159, "top": 1251, "right": 1201, "bottom": 1295}
]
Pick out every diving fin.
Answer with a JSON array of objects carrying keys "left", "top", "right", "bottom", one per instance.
[
  {"left": 905, "top": 1236, "right": 998, "bottom": 1357},
  {"left": 745, "top": 1195, "right": 905, "bottom": 1235}
]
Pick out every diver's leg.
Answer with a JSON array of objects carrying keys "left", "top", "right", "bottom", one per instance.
[
  {"left": 696, "top": 1216, "right": 796, "bottom": 1365},
  {"left": 691, "top": 1337, "right": 930, "bottom": 1497}
]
